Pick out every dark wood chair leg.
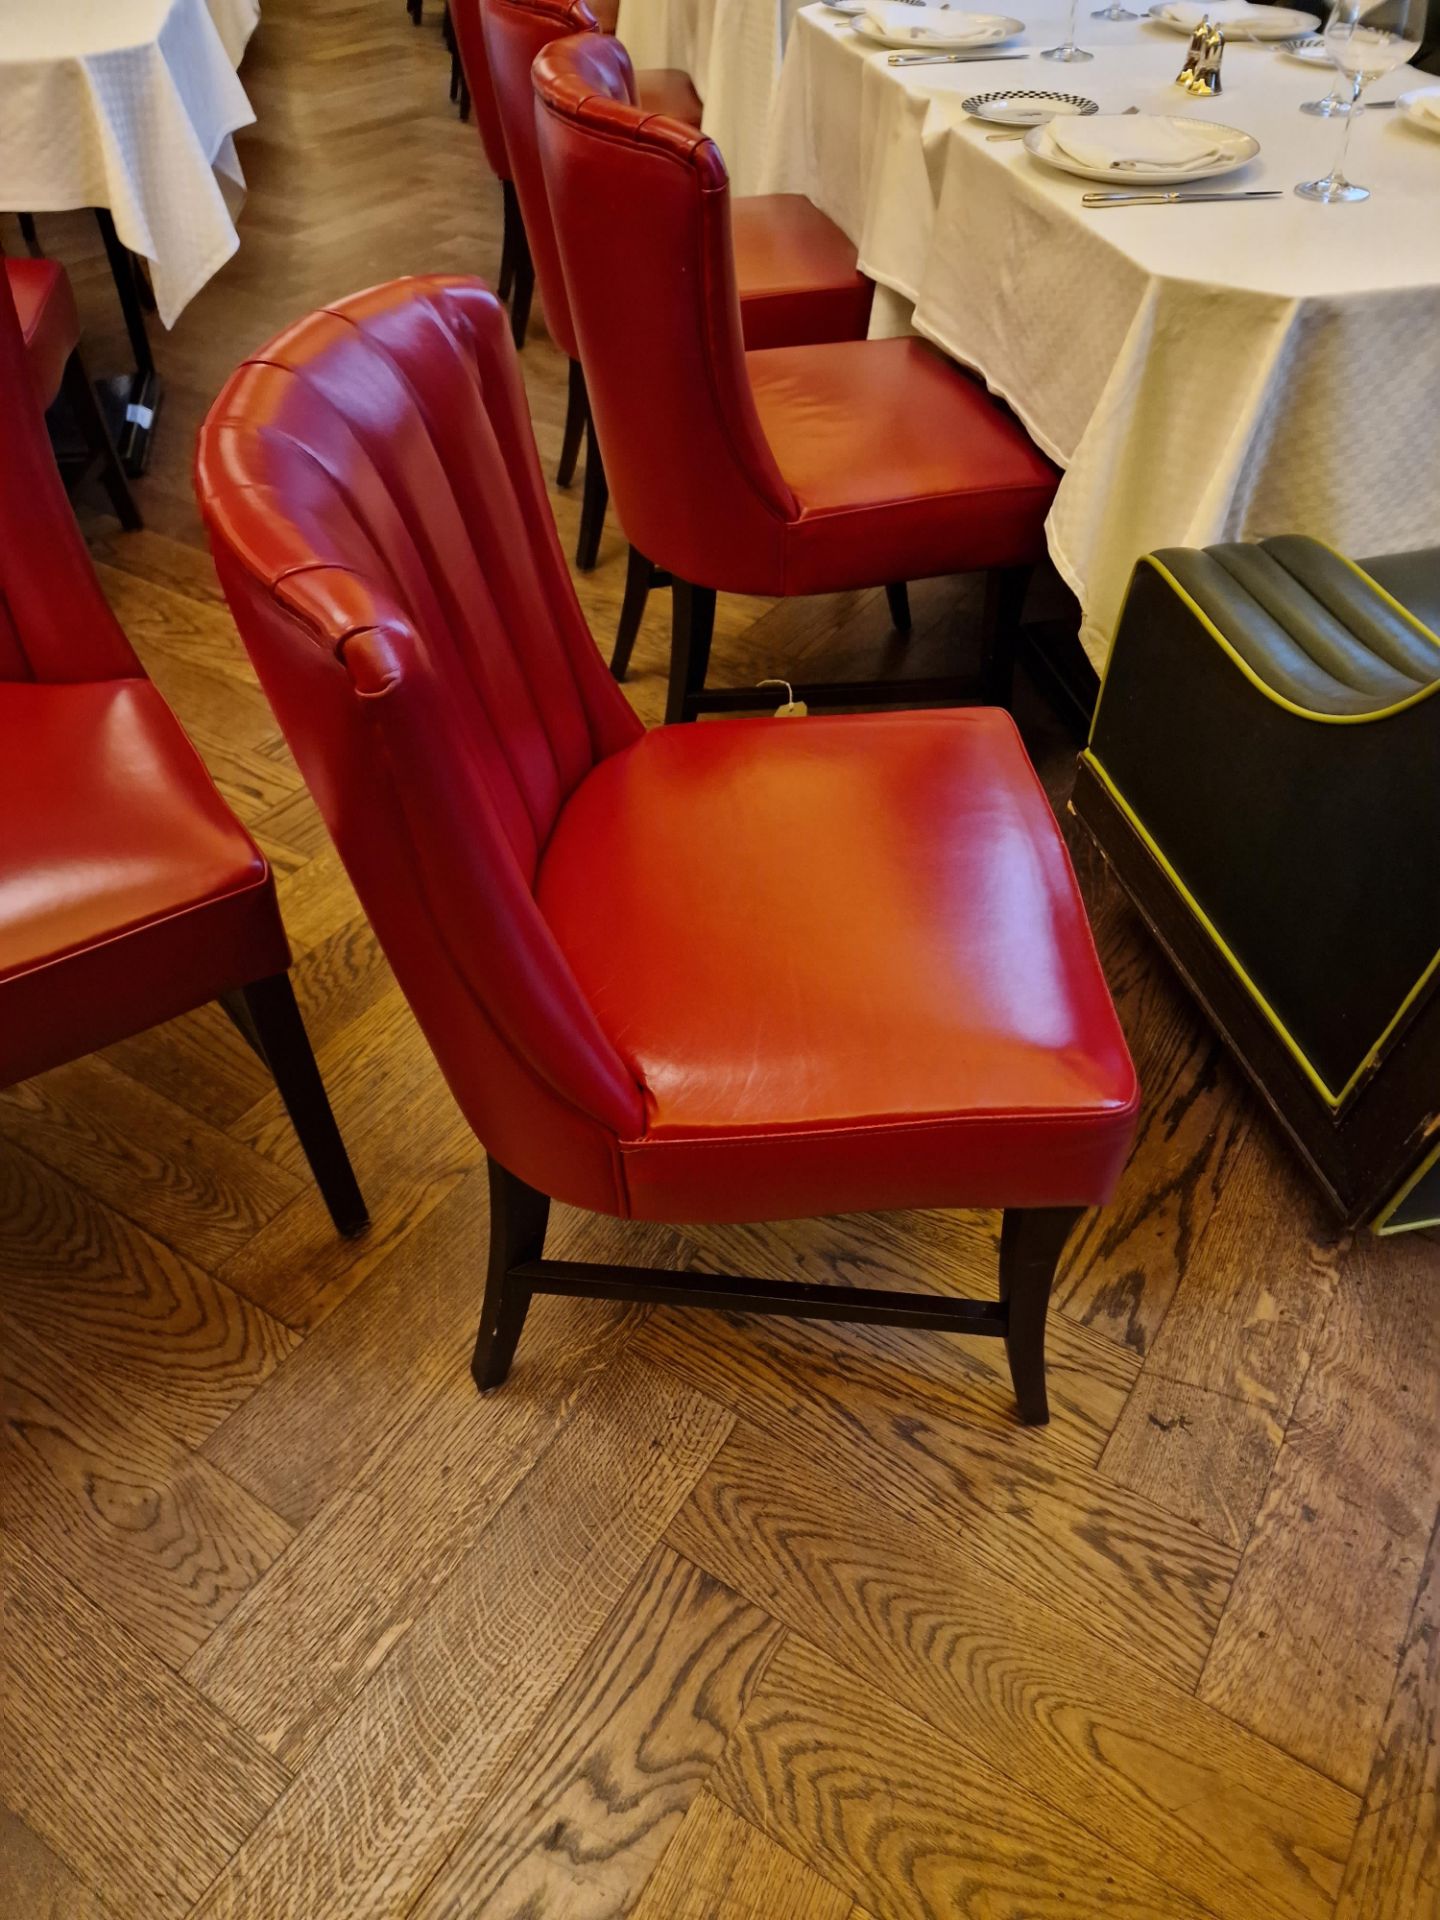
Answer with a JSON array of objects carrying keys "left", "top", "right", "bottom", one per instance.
[
  {"left": 224, "top": 973, "right": 369, "bottom": 1238},
  {"left": 18, "top": 211, "right": 43, "bottom": 256},
  {"left": 980, "top": 565, "right": 1031, "bottom": 710},
  {"left": 666, "top": 580, "right": 718, "bottom": 725},
  {"left": 885, "top": 582, "right": 911, "bottom": 634},
  {"left": 498, "top": 180, "right": 522, "bottom": 305},
  {"left": 473, "top": 1158, "right": 549, "bottom": 1390},
  {"left": 507, "top": 193, "right": 535, "bottom": 350},
  {"left": 60, "top": 351, "right": 142, "bottom": 531},
  {"left": 998, "top": 1206, "right": 1084, "bottom": 1425},
  {"left": 557, "top": 359, "right": 586, "bottom": 489},
  {"left": 459, "top": 76, "right": 471, "bottom": 121},
  {"left": 443, "top": 1, "right": 455, "bottom": 52},
  {"left": 575, "top": 411, "right": 608, "bottom": 572},
  {"left": 611, "top": 546, "right": 655, "bottom": 681}
]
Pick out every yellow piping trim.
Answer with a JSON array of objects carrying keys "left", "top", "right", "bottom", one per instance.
[
  {"left": 1082, "top": 751, "right": 1440, "bottom": 1112},
  {"left": 1093, "top": 555, "right": 1440, "bottom": 733},
  {"left": 1316, "top": 541, "right": 1440, "bottom": 657},
  {"left": 1374, "top": 1134, "right": 1440, "bottom": 1236}
]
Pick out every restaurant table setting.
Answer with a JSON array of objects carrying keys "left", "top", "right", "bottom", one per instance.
[
  {"left": 761, "top": 0, "right": 1440, "bottom": 662},
  {"left": 0, "top": 0, "right": 260, "bottom": 327}
]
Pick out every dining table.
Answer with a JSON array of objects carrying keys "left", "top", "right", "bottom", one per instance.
[
  {"left": 763, "top": 4, "right": 1440, "bottom": 665},
  {"left": 616, "top": 0, "right": 810, "bottom": 191},
  {"left": 0, "top": 0, "right": 260, "bottom": 468}
]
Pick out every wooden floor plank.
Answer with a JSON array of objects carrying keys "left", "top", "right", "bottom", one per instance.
[
  {"left": 1099, "top": 1134, "right": 1341, "bottom": 1549},
  {"left": 0, "top": 1141, "right": 297, "bottom": 1452},
  {"left": 1334, "top": 1511, "right": 1440, "bottom": 1920},
  {"left": 1, "top": 1537, "right": 288, "bottom": 1920},
  {"left": 187, "top": 1286, "right": 657, "bottom": 1767},
  {"left": 668, "top": 1417, "right": 1355, "bottom": 1920},
  {"left": 636, "top": 1299, "right": 1235, "bottom": 1688},
  {"left": 408, "top": 1550, "right": 784, "bottom": 1919},
  {"left": 627, "top": 1793, "right": 853, "bottom": 1920},
  {"left": 713, "top": 1635, "right": 1215, "bottom": 1919},
  {"left": 682, "top": 1210, "right": 1138, "bottom": 1467},
  {"left": 2, "top": 1315, "right": 292, "bottom": 1667},
  {"left": 1053, "top": 927, "right": 1252, "bottom": 1357},
  {"left": 189, "top": 1357, "right": 732, "bottom": 1920},
  {"left": 0, "top": 1805, "right": 113, "bottom": 1920},
  {"left": 1200, "top": 1237, "right": 1440, "bottom": 1793},
  {"left": 0, "top": 1056, "right": 302, "bottom": 1271}
]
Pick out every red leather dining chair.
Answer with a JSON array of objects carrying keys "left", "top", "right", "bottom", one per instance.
[
  {"left": 450, "top": 0, "right": 533, "bottom": 336},
  {"left": 0, "top": 267, "right": 366, "bottom": 1239},
  {"left": 5, "top": 255, "right": 141, "bottom": 532},
  {"left": 195, "top": 274, "right": 1139, "bottom": 1425},
  {"left": 533, "top": 35, "right": 1061, "bottom": 722},
  {"left": 483, "top": 0, "right": 873, "bottom": 650}
]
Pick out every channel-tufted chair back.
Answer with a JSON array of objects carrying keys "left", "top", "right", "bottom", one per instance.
[
  {"left": 532, "top": 32, "right": 797, "bottom": 590},
  {"left": 481, "top": 0, "right": 603, "bottom": 361},
  {"left": 196, "top": 275, "right": 648, "bottom": 1209},
  {"left": 0, "top": 264, "right": 139, "bottom": 684},
  {"left": 450, "top": 0, "right": 512, "bottom": 182}
]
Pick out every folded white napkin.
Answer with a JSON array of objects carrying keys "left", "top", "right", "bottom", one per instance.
[
  {"left": 1051, "top": 113, "right": 1228, "bottom": 171},
  {"left": 863, "top": 4, "right": 1011, "bottom": 43},
  {"left": 1412, "top": 86, "right": 1440, "bottom": 123},
  {"left": 1162, "top": 1, "right": 1286, "bottom": 29}
]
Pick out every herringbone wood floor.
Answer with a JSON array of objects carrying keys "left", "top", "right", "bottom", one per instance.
[{"left": 2, "top": 3, "right": 1437, "bottom": 1915}]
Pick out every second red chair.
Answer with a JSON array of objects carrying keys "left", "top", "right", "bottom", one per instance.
[
  {"left": 533, "top": 34, "right": 1060, "bottom": 721},
  {"left": 482, "top": 0, "right": 873, "bottom": 624}
]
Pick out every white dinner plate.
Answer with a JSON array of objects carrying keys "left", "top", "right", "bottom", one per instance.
[
  {"left": 1147, "top": 3, "right": 1320, "bottom": 38},
  {"left": 822, "top": 1, "right": 869, "bottom": 15},
  {"left": 1398, "top": 84, "right": 1440, "bottom": 136},
  {"left": 962, "top": 89, "right": 1098, "bottom": 123},
  {"left": 1023, "top": 115, "right": 1261, "bottom": 183},
  {"left": 852, "top": 13, "right": 1025, "bottom": 50}
]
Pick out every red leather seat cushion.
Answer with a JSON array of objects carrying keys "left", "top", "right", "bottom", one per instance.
[
  {"left": 634, "top": 67, "right": 703, "bottom": 127},
  {"left": 4, "top": 257, "right": 79, "bottom": 410},
  {"left": 749, "top": 336, "right": 1060, "bottom": 596},
  {"left": 732, "top": 194, "right": 873, "bottom": 350},
  {"left": 0, "top": 679, "right": 289, "bottom": 1086},
  {"left": 537, "top": 708, "right": 1138, "bottom": 1222}
]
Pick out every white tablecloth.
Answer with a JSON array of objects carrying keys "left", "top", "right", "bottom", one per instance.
[
  {"left": 0, "top": 0, "right": 261, "bottom": 325},
  {"left": 617, "top": 0, "right": 806, "bottom": 193},
  {"left": 766, "top": 6, "right": 1440, "bottom": 662}
]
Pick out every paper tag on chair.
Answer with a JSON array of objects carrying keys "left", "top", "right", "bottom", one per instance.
[{"left": 759, "top": 678, "right": 808, "bottom": 717}]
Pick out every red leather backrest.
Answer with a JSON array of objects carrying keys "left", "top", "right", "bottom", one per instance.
[
  {"left": 482, "top": 0, "right": 603, "bottom": 362},
  {"left": 451, "top": 0, "right": 512, "bottom": 183},
  {"left": 0, "top": 260, "right": 141, "bottom": 683},
  {"left": 532, "top": 35, "right": 797, "bottom": 589},
  {"left": 195, "top": 276, "right": 647, "bottom": 1210}
]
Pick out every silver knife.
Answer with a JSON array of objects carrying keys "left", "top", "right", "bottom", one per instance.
[
  {"left": 1082, "top": 188, "right": 1285, "bottom": 205},
  {"left": 886, "top": 48, "right": 1030, "bottom": 63}
]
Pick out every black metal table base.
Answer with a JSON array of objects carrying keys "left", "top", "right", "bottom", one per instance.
[{"left": 95, "top": 367, "right": 163, "bottom": 477}]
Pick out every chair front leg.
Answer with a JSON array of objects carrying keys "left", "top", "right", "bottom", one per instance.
[
  {"left": 666, "top": 580, "right": 718, "bottom": 724},
  {"left": 575, "top": 411, "right": 609, "bottom": 572},
  {"left": 980, "top": 565, "right": 1031, "bottom": 710},
  {"left": 998, "top": 1205, "right": 1084, "bottom": 1425},
  {"left": 885, "top": 582, "right": 912, "bottom": 634},
  {"left": 611, "top": 546, "right": 656, "bottom": 681},
  {"left": 224, "top": 973, "right": 368, "bottom": 1238},
  {"left": 558, "top": 359, "right": 587, "bottom": 490},
  {"left": 473, "top": 1158, "right": 550, "bottom": 1390}
]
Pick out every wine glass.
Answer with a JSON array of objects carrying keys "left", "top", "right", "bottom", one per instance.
[
  {"left": 1092, "top": 2, "right": 1139, "bottom": 18},
  {"left": 1296, "top": 0, "right": 1424, "bottom": 201},
  {"left": 1044, "top": 0, "right": 1094, "bottom": 58}
]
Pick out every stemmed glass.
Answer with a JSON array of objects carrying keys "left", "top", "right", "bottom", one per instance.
[
  {"left": 1295, "top": 0, "right": 1424, "bottom": 200},
  {"left": 1044, "top": 0, "right": 1095, "bottom": 58},
  {"left": 1092, "top": 0, "right": 1139, "bottom": 18}
]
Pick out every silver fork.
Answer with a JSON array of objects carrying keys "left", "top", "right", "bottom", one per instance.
[{"left": 985, "top": 102, "right": 1137, "bottom": 141}]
